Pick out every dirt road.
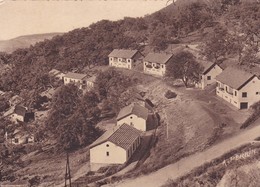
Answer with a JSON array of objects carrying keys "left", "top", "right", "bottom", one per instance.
[{"left": 106, "top": 119, "right": 260, "bottom": 187}]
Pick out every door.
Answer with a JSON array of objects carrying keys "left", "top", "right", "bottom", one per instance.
[{"left": 240, "top": 102, "right": 248, "bottom": 109}]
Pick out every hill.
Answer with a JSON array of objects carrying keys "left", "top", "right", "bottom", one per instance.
[{"left": 0, "top": 33, "right": 63, "bottom": 53}]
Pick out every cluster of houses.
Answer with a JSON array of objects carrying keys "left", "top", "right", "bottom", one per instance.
[
  {"left": 89, "top": 99, "right": 153, "bottom": 170},
  {"left": 108, "top": 49, "right": 260, "bottom": 110}
]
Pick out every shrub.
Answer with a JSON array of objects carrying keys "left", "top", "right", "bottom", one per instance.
[{"left": 164, "top": 90, "right": 177, "bottom": 99}]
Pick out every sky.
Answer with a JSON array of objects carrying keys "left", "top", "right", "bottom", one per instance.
[{"left": 0, "top": 0, "right": 168, "bottom": 40}]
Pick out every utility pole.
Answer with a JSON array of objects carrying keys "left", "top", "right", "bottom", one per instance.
[{"left": 64, "top": 151, "right": 72, "bottom": 187}]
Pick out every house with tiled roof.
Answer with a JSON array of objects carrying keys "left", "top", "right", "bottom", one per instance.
[
  {"left": 108, "top": 49, "right": 143, "bottom": 69},
  {"left": 89, "top": 124, "right": 141, "bottom": 170},
  {"left": 196, "top": 62, "right": 223, "bottom": 89},
  {"left": 143, "top": 52, "right": 173, "bottom": 76},
  {"left": 11, "top": 105, "right": 35, "bottom": 123},
  {"left": 216, "top": 67, "right": 260, "bottom": 109},
  {"left": 116, "top": 103, "right": 149, "bottom": 131},
  {"left": 63, "top": 72, "right": 88, "bottom": 89}
]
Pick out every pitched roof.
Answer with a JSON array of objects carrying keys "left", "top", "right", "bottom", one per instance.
[
  {"left": 49, "top": 69, "right": 61, "bottom": 76},
  {"left": 108, "top": 49, "right": 139, "bottom": 59},
  {"left": 216, "top": 67, "right": 256, "bottom": 90},
  {"left": 200, "top": 62, "right": 222, "bottom": 75},
  {"left": 64, "top": 72, "right": 87, "bottom": 80},
  {"left": 90, "top": 124, "right": 141, "bottom": 150},
  {"left": 143, "top": 53, "right": 173, "bottom": 64},
  {"left": 116, "top": 103, "right": 149, "bottom": 121},
  {"left": 14, "top": 105, "right": 27, "bottom": 117}
]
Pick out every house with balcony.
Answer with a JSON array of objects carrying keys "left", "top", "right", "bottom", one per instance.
[
  {"left": 108, "top": 49, "right": 143, "bottom": 69},
  {"left": 216, "top": 67, "right": 260, "bottom": 109},
  {"left": 143, "top": 53, "right": 173, "bottom": 76},
  {"left": 89, "top": 124, "right": 141, "bottom": 171},
  {"left": 63, "top": 72, "right": 88, "bottom": 89},
  {"left": 197, "top": 62, "right": 223, "bottom": 89}
]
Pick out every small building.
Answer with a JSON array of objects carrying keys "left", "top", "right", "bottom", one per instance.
[
  {"left": 11, "top": 105, "right": 35, "bottom": 122},
  {"left": 11, "top": 129, "right": 34, "bottom": 145},
  {"left": 216, "top": 67, "right": 260, "bottom": 109},
  {"left": 86, "top": 75, "right": 97, "bottom": 90},
  {"left": 40, "top": 87, "right": 56, "bottom": 99},
  {"left": 108, "top": 49, "right": 143, "bottom": 69},
  {"left": 197, "top": 62, "right": 223, "bottom": 89},
  {"left": 143, "top": 53, "right": 173, "bottom": 76},
  {"left": 9, "top": 95, "right": 23, "bottom": 107},
  {"left": 89, "top": 124, "right": 141, "bottom": 171},
  {"left": 63, "top": 72, "right": 88, "bottom": 89},
  {"left": 116, "top": 103, "right": 149, "bottom": 131}
]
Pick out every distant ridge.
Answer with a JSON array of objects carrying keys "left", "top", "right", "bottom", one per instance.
[{"left": 0, "top": 32, "right": 63, "bottom": 53}]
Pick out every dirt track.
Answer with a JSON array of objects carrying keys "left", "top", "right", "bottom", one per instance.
[{"left": 106, "top": 119, "right": 260, "bottom": 187}]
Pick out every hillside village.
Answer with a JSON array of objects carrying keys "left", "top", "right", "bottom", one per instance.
[{"left": 0, "top": 0, "right": 260, "bottom": 186}]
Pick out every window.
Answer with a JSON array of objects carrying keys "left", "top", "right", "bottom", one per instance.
[
  {"left": 234, "top": 91, "right": 237, "bottom": 96},
  {"left": 15, "top": 138, "right": 19, "bottom": 143},
  {"left": 130, "top": 116, "right": 133, "bottom": 119},
  {"left": 127, "top": 59, "right": 131, "bottom": 63},
  {"left": 110, "top": 58, "right": 113, "bottom": 61},
  {"left": 161, "top": 64, "right": 164, "bottom": 68},
  {"left": 106, "top": 144, "right": 109, "bottom": 147},
  {"left": 106, "top": 151, "right": 109, "bottom": 156},
  {"left": 207, "top": 76, "right": 211, "bottom": 80},
  {"left": 242, "top": 92, "right": 247, "bottom": 98},
  {"left": 256, "top": 92, "right": 259, "bottom": 95}
]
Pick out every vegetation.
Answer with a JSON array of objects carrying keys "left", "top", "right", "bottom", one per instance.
[
  {"left": 164, "top": 90, "right": 177, "bottom": 99},
  {"left": 166, "top": 51, "right": 203, "bottom": 87},
  {"left": 46, "top": 84, "right": 101, "bottom": 150},
  {"left": 240, "top": 101, "right": 260, "bottom": 129}
]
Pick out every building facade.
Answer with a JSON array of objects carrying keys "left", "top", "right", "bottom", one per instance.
[
  {"left": 197, "top": 63, "right": 223, "bottom": 89},
  {"left": 63, "top": 72, "right": 88, "bottom": 89},
  {"left": 216, "top": 67, "right": 260, "bottom": 109},
  {"left": 116, "top": 103, "right": 148, "bottom": 131},
  {"left": 108, "top": 49, "right": 143, "bottom": 69},
  {"left": 143, "top": 53, "right": 173, "bottom": 76}
]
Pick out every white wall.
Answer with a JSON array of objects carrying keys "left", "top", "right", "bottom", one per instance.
[
  {"left": 200, "top": 65, "right": 223, "bottom": 89},
  {"left": 90, "top": 141, "right": 127, "bottom": 164},
  {"left": 143, "top": 61, "right": 165, "bottom": 76},
  {"left": 64, "top": 77, "right": 85, "bottom": 89},
  {"left": 109, "top": 57, "right": 132, "bottom": 69},
  {"left": 117, "top": 114, "right": 146, "bottom": 131},
  {"left": 216, "top": 77, "right": 260, "bottom": 109}
]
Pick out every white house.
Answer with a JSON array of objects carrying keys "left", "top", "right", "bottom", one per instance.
[
  {"left": 11, "top": 129, "right": 34, "bottom": 145},
  {"left": 89, "top": 124, "right": 141, "bottom": 171},
  {"left": 143, "top": 53, "right": 173, "bottom": 76},
  {"left": 108, "top": 49, "right": 143, "bottom": 69},
  {"left": 116, "top": 103, "right": 149, "bottom": 131},
  {"left": 63, "top": 72, "right": 88, "bottom": 89},
  {"left": 197, "top": 62, "right": 223, "bottom": 89},
  {"left": 216, "top": 67, "right": 260, "bottom": 109}
]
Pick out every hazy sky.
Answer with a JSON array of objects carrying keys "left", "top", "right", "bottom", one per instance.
[{"left": 0, "top": 0, "right": 167, "bottom": 40}]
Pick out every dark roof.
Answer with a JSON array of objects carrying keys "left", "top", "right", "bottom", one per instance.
[
  {"left": 116, "top": 103, "right": 149, "bottom": 121},
  {"left": 64, "top": 72, "right": 87, "bottom": 80},
  {"left": 108, "top": 49, "right": 139, "bottom": 59},
  {"left": 216, "top": 67, "right": 256, "bottom": 90},
  {"left": 90, "top": 124, "right": 141, "bottom": 150},
  {"left": 14, "top": 105, "right": 27, "bottom": 117},
  {"left": 201, "top": 62, "right": 222, "bottom": 75},
  {"left": 143, "top": 53, "right": 173, "bottom": 64}
]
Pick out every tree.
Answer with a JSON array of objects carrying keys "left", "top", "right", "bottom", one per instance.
[
  {"left": 46, "top": 84, "right": 101, "bottom": 150},
  {"left": 166, "top": 51, "right": 203, "bottom": 87}
]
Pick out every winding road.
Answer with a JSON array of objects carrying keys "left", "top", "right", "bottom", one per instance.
[{"left": 105, "top": 119, "right": 260, "bottom": 187}]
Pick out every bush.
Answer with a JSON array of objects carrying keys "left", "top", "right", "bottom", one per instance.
[{"left": 164, "top": 90, "right": 177, "bottom": 99}]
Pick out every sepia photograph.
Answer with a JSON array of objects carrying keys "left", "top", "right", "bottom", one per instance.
[{"left": 0, "top": 0, "right": 260, "bottom": 186}]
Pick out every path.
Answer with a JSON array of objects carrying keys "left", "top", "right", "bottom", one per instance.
[{"left": 106, "top": 119, "right": 260, "bottom": 187}]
